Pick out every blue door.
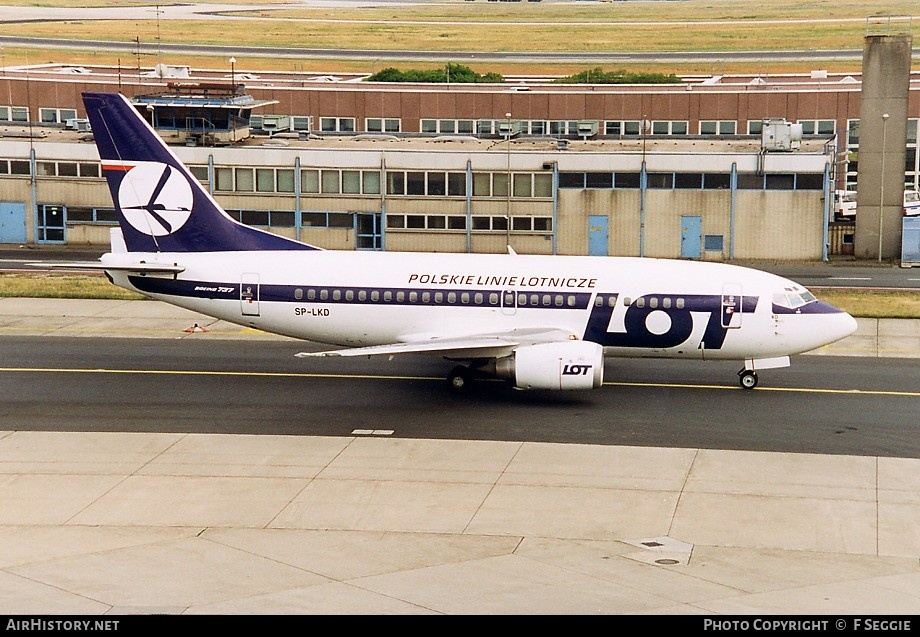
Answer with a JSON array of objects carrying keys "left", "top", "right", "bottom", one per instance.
[
  {"left": 588, "top": 215, "right": 608, "bottom": 256},
  {"left": 681, "top": 215, "right": 702, "bottom": 259},
  {"left": 0, "top": 202, "right": 27, "bottom": 243},
  {"left": 903, "top": 217, "right": 920, "bottom": 265}
]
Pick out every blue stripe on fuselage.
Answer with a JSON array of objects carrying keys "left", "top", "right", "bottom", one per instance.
[
  {"left": 126, "top": 276, "right": 594, "bottom": 310},
  {"left": 772, "top": 300, "right": 847, "bottom": 315}
]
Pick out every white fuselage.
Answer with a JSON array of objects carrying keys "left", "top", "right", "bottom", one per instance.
[{"left": 103, "top": 250, "right": 857, "bottom": 362}]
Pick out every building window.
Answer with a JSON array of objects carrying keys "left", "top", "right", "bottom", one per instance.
[
  {"left": 674, "top": 173, "right": 703, "bottom": 189},
  {"left": 216, "top": 167, "right": 233, "bottom": 191},
  {"left": 320, "top": 117, "right": 356, "bottom": 133},
  {"left": 765, "top": 174, "right": 795, "bottom": 190},
  {"left": 651, "top": 120, "right": 688, "bottom": 135},
  {"left": 188, "top": 165, "right": 209, "bottom": 183},
  {"left": 321, "top": 170, "right": 341, "bottom": 194},
  {"left": 0, "top": 106, "right": 28, "bottom": 122},
  {"left": 737, "top": 174, "right": 764, "bottom": 189},
  {"left": 427, "top": 172, "right": 446, "bottom": 196},
  {"left": 301, "top": 169, "right": 320, "bottom": 194},
  {"left": 586, "top": 172, "right": 613, "bottom": 189},
  {"left": 57, "top": 162, "right": 78, "bottom": 177},
  {"left": 448, "top": 172, "right": 465, "bottom": 196},
  {"left": 700, "top": 120, "right": 737, "bottom": 135},
  {"left": 366, "top": 117, "right": 401, "bottom": 133},
  {"left": 704, "top": 235, "right": 724, "bottom": 251},
  {"left": 747, "top": 120, "right": 764, "bottom": 135},
  {"left": 63, "top": 206, "right": 117, "bottom": 223},
  {"left": 534, "top": 173, "right": 553, "bottom": 197},
  {"left": 336, "top": 170, "right": 358, "bottom": 194},
  {"left": 646, "top": 173, "right": 673, "bottom": 189},
  {"left": 798, "top": 119, "right": 836, "bottom": 135},
  {"left": 703, "top": 173, "right": 731, "bottom": 189},
  {"left": 39, "top": 108, "right": 78, "bottom": 124},
  {"left": 615, "top": 173, "right": 641, "bottom": 189},
  {"left": 406, "top": 172, "right": 425, "bottom": 195},
  {"left": 363, "top": 171, "right": 381, "bottom": 194},
  {"left": 513, "top": 173, "right": 532, "bottom": 197},
  {"left": 256, "top": 168, "right": 275, "bottom": 192},
  {"left": 225, "top": 209, "right": 295, "bottom": 227},
  {"left": 10, "top": 160, "right": 30, "bottom": 175},
  {"left": 420, "top": 119, "right": 475, "bottom": 135},
  {"left": 472, "top": 172, "right": 492, "bottom": 196},
  {"left": 302, "top": 211, "right": 353, "bottom": 228},
  {"left": 387, "top": 172, "right": 405, "bottom": 195},
  {"left": 235, "top": 168, "right": 254, "bottom": 191},
  {"left": 386, "top": 170, "right": 466, "bottom": 196},
  {"left": 276, "top": 169, "right": 295, "bottom": 193}
]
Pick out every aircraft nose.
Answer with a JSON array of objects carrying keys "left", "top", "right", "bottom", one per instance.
[{"left": 826, "top": 307, "right": 858, "bottom": 344}]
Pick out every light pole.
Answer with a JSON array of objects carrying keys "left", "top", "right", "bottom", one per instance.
[
  {"left": 505, "top": 112, "right": 512, "bottom": 249},
  {"left": 229, "top": 57, "right": 236, "bottom": 88},
  {"left": 879, "top": 112, "right": 889, "bottom": 263}
]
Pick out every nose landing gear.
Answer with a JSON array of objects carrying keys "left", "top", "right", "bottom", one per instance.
[{"left": 738, "top": 368, "right": 758, "bottom": 389}]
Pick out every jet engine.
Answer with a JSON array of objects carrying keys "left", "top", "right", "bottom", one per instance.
[{"left": 490, "top": 341, "right": 605, "bottom": 390}]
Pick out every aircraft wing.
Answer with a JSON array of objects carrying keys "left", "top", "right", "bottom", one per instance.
[
  {"left": 296, "top": 327, "right": 578, "bottom": 360},
  {"left": 27, "top": 261, "right": 185, "bottom": 274}
]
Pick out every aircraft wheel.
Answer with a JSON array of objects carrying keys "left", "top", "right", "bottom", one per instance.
[
  {"left": 447, "top": 366, "right": 473, "bottom": 392},
  {"left": 738, "top": 370, "right": 758, "bottom": 390}
]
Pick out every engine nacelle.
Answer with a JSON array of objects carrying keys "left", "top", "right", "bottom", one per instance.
[{"left": 492, "top": 341, "right": 605, "bottom": 390}]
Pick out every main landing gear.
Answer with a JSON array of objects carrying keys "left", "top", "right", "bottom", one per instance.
[{"left": 738, "top": 368, "right": 758, "bottom": 390}]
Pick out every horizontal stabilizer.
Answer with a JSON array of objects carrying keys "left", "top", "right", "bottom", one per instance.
[{"left": 27, "top": 261, "right": 186, "bottom": 274}]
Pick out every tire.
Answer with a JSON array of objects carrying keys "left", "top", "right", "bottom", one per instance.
[
  {"left": 739, "top": 370, "right": 758, "bottom": 389},
  {"left": 447, "top": 366, "right": 471, "bottom": 392}
]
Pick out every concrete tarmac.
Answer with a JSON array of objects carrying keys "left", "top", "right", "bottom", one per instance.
[{"left": 1, "top": 298, "right": 919, "bottom": 615}]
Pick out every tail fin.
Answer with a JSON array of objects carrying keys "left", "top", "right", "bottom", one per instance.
[{"left": 82, "top": 92, "right": 316, "bottom": 253}]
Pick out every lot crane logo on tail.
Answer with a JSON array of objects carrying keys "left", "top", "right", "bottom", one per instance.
[{"left": 115, "top": 162, "right": 193, "bottom": 236}]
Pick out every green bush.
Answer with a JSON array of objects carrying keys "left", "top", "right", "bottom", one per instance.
[
  {"left": 366, "top": 63, "right": 504, "bottom": 83},
  {"left": 555, "top": 68, "right": 682, "bottom": 84}
]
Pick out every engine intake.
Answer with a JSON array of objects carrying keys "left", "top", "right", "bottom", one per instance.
[{"left": 491, "top": 341, "right": 605, "bottom": 390}]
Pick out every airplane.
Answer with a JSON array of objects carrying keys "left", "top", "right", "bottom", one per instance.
[{"left": 46, "top": 91, "right": 858, "bottom": 392}]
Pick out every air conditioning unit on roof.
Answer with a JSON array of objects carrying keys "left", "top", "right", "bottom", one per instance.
[{"left": 761, "top": 118, "right": 803, "bottom": 151}]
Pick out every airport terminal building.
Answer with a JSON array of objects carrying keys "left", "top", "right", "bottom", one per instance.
[{"left": 1, "top": 62, "right": 917, "bottom": 260}]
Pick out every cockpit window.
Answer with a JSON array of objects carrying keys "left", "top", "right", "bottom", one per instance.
[{"left": 772, "top": 288, "right": 817, "bottom": 309}]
